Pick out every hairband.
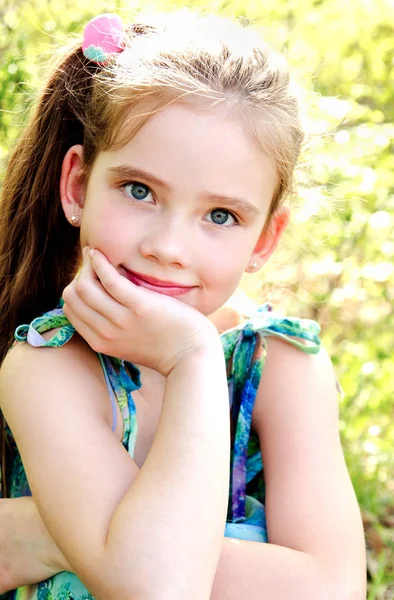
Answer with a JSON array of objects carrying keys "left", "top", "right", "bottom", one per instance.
[{"left": 82, "top": 13, "right": 125, "bottom": 64}]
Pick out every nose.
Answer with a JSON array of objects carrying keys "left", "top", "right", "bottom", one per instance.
[{"left": 139, "top": 213, "right": 192, "bottom": 268}]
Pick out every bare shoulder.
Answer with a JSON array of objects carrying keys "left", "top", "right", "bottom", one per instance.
[
  {"left": 251, "top": 336, "right": 366, "bottom": 596},
  {"left": 252, "top": 335, "right": 339, "bottom": 433},
  {"left": 252, "top": 335, "right": 343, "bottom": 495},
  {"left": 0, "top": 335, "right": 139, "bottom": 585},
  {"left": 0, "top": 335, "right": 111, "bottom": 425}
]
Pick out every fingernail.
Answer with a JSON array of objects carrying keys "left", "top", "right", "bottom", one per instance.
[{"left": 89, "top": 249, "right": 96, "bottom": 259}]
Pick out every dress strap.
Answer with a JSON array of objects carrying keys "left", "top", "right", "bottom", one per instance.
[
  {"left": 221, "top": 302, "right": 321, "bottom": 365},
  {"left": 14, "top": 305, "right": 142, "bottom": 451},
  {"left": 220, "top": 303, "right": 321, "bottom": 523},
  {"left": 98, "top": 354, "right": 141, "bottom": 450},
  {"left": 14, "top": 307, "right": 75, "bottom": 347}
]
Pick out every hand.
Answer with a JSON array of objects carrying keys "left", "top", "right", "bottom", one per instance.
[
  {"left": 62, "top": 248, "right": 220, "bottom": 376},
  {"left": 0, "top": 497, "right": 71, "bottom": 593}
]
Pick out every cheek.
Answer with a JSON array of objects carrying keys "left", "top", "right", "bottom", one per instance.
[
  {"left": 205, "top": 244, "right": 249, "bottom": 283},
  {"left": 80, "top": 207, "right": 131, "bottom": 260},
  {"left": 199, "top": 256, "right": 247, "bottom": 313}
]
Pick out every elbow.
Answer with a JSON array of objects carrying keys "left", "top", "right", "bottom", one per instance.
[
  {"left": 98, "top": 578, "right": 203, "bottom": 600},
  {"left": 0, "top": 578, "right": 8, "bottom": 596},
  {"left": 343, "top": 579, "right": 367, "bottom": 600},
  {"left": 90, "top": 571, "right": 175, "bottom": 600},
  {"left": 0, "top": 567, "right": 13, "bottom": 596},
  {"left": 319, "top": 568, "right": 367, "bottom": 600},
  {"left": 319, "top": 582, "right": 366, "bottom": 600},
  {"left": 92, "top": 557, "right": 208, "bottom": 600},
  {"left": 311, "top": 553, "right": 366, "bottom": 600},
  {"left": 100, "top": 586, "right": 179, "bottom": 600},
  {"left": 342, "top": 566, "right": 367, "bottom": 600},
  {"left": 335, "top": 586, "right": 367, "bottom": 600}
]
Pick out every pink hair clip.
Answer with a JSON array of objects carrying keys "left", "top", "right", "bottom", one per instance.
[{"left": 82, "top": 13, "right": 125, "bottom": 64}]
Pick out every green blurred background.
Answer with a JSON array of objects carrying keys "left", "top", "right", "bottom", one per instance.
[{"left": 0, "top": 0, "right": 393, "bottom": 597}]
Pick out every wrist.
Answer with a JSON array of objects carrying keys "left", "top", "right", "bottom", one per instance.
[
  {"left": 0, "top": 497, "right": 72, "bottom": 590},
  {"left": 8, "top": 497, "right": 71, "bottom": 574},
  {"left": 25, "top": 500, "right": 68, "bottom": 573},
  {"left": 168, "top": 336, "right": 227, "bottom": 391},
  {"left": 168, "top": 324, "right": 224, "bottom": 374}
]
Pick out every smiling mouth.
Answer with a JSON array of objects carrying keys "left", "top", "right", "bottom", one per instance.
[{"left": 122, "top": 268, "right": 196, "bottom": 297}]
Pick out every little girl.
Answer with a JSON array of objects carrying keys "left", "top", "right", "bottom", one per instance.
[{"left": 0, "top": 11, "right": 366, "bottom": 600}]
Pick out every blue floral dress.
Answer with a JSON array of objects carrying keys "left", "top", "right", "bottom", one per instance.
[{"left": 2, "top": 303, "right": 321, "bottom": 599}]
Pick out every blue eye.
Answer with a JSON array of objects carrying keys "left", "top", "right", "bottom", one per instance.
[
  {"left": 122, "top": 182, "right": 152, "bottom": 202},
  {"left": 205, "top": 209, "right": 237, "bottom": 227}
]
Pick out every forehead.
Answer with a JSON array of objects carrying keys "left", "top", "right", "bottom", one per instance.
[{"left": 97, "top": 102, "right": 278, "bottom": 209}]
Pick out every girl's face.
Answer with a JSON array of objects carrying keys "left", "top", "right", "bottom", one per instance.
[{"left": 64, "top": 103, "right": 284, "bottom": 316}]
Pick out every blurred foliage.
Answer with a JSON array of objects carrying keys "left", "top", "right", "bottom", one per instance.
[{"left": 0, "top": 0, "right": 393, "bottom": 596}]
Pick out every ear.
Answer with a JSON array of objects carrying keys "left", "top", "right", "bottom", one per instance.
[
  {"left": 60, "top": 145, "right": 85, "bottom": 225},
  {"left": 247, "top": 207, "right": 289, "bottom": 272}
]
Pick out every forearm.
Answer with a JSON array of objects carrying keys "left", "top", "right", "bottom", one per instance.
[
  {"left": 104, "top": 342, "right": 231, "bottom": 599},
  {"left": 0, "top": 497, "right": 71, "bottom": 594},
  {"left": 210, "top": 537, "right": 366, "bottom": 600}
]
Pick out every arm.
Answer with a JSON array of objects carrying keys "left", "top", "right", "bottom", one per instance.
[
  {"left": 0, "top": 330, "right": 230, "bottom": 600},
  {"left": 0, "top": 497, "right": 71, "bottom": 594},
  {"left": 0, "top": 298, "right": 238, "bottom": 594},
  {"left": 0, "top": 339, "right": 365, "bottom": 600},
  {"left": 210, "top": 338, "right": 366, "bottom": 600},
  {"left": 0, "top": 249, "right": 231, "bottom": 599}
]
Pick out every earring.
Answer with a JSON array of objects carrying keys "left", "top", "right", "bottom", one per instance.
[
  {"left": 69, "top": 214, "right": 80, "bottom": 226},
  {"left": 247, "top": 258, "right": 257, "bottom": 272}
]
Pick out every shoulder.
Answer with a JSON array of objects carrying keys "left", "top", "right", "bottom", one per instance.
[
  {"left": 250, "top": 335, "right": 366, "bottom": 593},
  {"left": 252, "top": 335, "right": 338, "bottom": 430},
  {"left": 0, "top": 337, "right": 139, "bottom": 583},
  {"left": 0, "top": 334, "right": 112, "bottom": 427},
  {"left": 1, "top": 332, "right": 97, "bottom": 384},
  {"left": 252, "top": 335, "right": 340, "bottom": 459}
]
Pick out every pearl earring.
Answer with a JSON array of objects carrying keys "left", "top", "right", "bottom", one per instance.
[
  {"left": 247, "top": 258, "right": 257, "bottom": 272},
  {"left": 69, "top": 214, "right": 80, "bottom": 226}
]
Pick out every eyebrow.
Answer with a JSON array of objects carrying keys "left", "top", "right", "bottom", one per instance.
[{"left": 108, "top": 165, "right": 262, "bottom": 217}]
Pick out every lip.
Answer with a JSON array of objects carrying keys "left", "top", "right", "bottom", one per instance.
[{"left": 122, "top": 268, "right": 196, "bottom": 296}]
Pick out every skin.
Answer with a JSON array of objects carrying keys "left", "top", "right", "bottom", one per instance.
[
  {"left": 63, "top": 102, "right": 287, "bottom": 317},
  {"left": 0, "top": 102, "right": 366, "bottom": 598},
  {"left": 58, "top": 102, "right": 287, "bottom": 379}
]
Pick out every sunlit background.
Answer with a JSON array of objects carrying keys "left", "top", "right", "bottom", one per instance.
[{"left": 1, "top": 0, "right": 393, "bottom": 597}]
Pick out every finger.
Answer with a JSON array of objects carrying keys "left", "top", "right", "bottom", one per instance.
[
  {"left": 63, "top": 302, "right": 110, "bottom": 355},
  {"left": 88, "top": 248, "right": 141, "bottom": 307},
  {"left": 77, "top": 245, "right": 98, "bottom": 283},
  {"left": 72, "top": 249, "right": 129, "bottom": 323},
  {"left": 63, "top": 282, "right": 111, "bottom": 334}
]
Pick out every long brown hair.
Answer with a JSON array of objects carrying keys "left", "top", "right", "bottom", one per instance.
[{"left": 0, "top": 10, "right": 304, "bottom": 496}]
